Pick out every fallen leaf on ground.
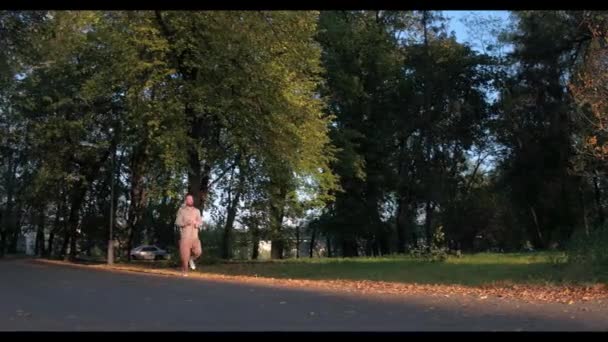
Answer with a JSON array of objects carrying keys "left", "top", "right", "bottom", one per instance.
[{"left": 33, "top": 259, "right": 608, "bottom": 305}]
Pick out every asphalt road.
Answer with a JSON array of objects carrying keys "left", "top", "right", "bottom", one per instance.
[{"left": 0, "top": 259, "right": 607, "bottom": 331}]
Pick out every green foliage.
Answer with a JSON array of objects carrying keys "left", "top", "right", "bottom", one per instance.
[
  {"left": 491, "top": 11, "right": 598, "bottom": 249},
  {"left": 3, "top": 10, "right": 608, "bottom": 264},
  {"left": 315, "top": 10, "right": 498, "bottom": 256},
  {"left": 408, "top": 225, "right": 449, "bottom": 262},
  {"left": 198, "top": 223, "right": 225, "bottom": 260},
  {"left": 567, "top": 226, "right": 608, "bottom": 268}
]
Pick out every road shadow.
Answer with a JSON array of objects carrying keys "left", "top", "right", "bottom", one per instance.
[{"left": 1, "top": 259, "right": 606, "bottom": 331}]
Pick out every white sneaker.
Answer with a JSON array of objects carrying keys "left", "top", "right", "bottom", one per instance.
[
  {"left": 182, "top": 272, "right": 188, "bottom": 277},
  {"left": 189, "top": 259, "right": 196, "bottom": 271}
]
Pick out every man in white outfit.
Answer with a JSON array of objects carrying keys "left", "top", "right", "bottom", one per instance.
[{"left": 174, "top": 194, "right": 203, "bottom": 276}]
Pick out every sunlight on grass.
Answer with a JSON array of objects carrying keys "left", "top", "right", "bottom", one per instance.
[
  {"left": 195, "top": 252, "right": 605, "bottom": 287},
  {"left": 124, "top": 252, "right": 604, "bottom": 287}
]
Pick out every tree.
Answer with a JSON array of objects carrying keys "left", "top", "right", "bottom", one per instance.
[
  {"left": 395, "top": 11, "right": 495, "bottom": 251},
  {"left": 153, "top": 11, "right": 338, "bottom": 258},
  {"left": 317, "top": 11, "right": 494, "bottom": 256},
  {"left": 568, "top": 12, "right": 608, "bottom": 233},
  {"left": 494, "top": 11, "right": 591, "bottom": 248},
  {"left": 0, "top": 11, "right": 50, "bottom": 256},
  {"left": 317, "top": 11, "right": 411, "bottom": 256}
]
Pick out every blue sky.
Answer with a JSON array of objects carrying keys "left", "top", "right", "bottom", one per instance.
[
  {"left": 443, "top": 11, "right": 512, "bottom": 173},
  {"left": 444, "top": 11, "right": 512, "bottom": 50}
]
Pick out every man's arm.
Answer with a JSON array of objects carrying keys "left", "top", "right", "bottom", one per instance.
[{"left": 175, "top": 207, "right": 185, "bottom": 228}]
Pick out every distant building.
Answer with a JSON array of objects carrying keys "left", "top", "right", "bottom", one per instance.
[{"left": 255, "top": 238, "right": 326, "bottom": 259}]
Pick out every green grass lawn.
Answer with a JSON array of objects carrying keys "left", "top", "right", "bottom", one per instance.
[
  {"left": 117, "top": 252, "right": 607, "bottom": 287},
  {"left": 176, "top": 252, "right": 606, "bottom": 287}
]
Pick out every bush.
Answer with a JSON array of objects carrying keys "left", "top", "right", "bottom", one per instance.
[
  {"left": 198, "top": 224, "right": 224, "bottom": 259},
  {"left": 548, "top": 252, "right": 567, "bottom": 266},
  {"left": 408, "top": 245, "right": 448, "bottom": 262},
  {"left": 566, "top": 226, "right": 608, "bottom": 268},
  {"left": 408, "top": 225, "right": 450, "bottom": 262}
]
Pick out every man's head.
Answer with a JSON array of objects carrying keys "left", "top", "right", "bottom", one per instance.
[{"left": 185, "top": 194, "right": 194, "bottom": 207}]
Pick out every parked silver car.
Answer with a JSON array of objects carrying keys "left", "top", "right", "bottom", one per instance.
[{"left": 130, "top": 245, "right": 170, "bottom": 261}]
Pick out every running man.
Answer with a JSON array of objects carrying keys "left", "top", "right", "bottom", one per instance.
[{"left": 175, "top": 194, "right": 203, "bottom": 276}]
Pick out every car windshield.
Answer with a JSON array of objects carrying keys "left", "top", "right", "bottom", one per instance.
[{"left": 142, "top": 247, "right": 157, "bottom": 252}]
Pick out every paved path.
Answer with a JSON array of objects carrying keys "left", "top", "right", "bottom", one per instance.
[{"left": 0, "top": 259, "right": 606, "bottom": 331}]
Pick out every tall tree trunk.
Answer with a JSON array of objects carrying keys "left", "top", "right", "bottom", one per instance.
[
  {"left": 309, "top": 225, "right": 317, "bottom": 258},
  {"left": 270, "top": 184, "right": 287, "bottom": 260},
  {"left": 295, "top": 225, "right": 300, "bottom": 259},
  {"left": 35, "top": 207, "right": 45, "bottom": 256},
  {"left": 364, "top": 238, "right": 373, "bottom": 257},
  {"left": 381, "top": 233, "right": 390, "bottom": 255},
  {"left": 127, "top": 227, "right": 136, "bottom": 262},
  {"left": 47, "top": 230, "right": 55, "bottom": 257},
  {"left": 0, "top": 215, "right": 7, "bottom": 257},
  {"left": 425, "top": 200, "right": 435, "bottom": 249},
  {"left": 529, "top": 205, "right": 544, "bottom": 248},
  {"left": 64, "top": 143, "right": 111, "bottom": 261},
  {"left": 1, "top": 148, "right": 16, "bottom": 257},
  {"left": 8, "top": 200, "right": 22, "bottom": 254},
  {"left": 155, "top": 12, "right": 214, "bottom": 213},
  {"left": 127, "top": 156, "right": 147, "bottom": 262},
  {"left": 46, "top": 198, "right": 64, "bottom": 257},
  {"left": 372, "top": 238, "right": 379, "bottom": 256},
  {"left": 221, "top": 215, "right": 237, "bottom": 259},
  {"left": 362, "top": 151, "right": 382, "bottom": 256},
  {"left": 60, "top": 229, "right": 70, "bottom": 258},
  {"left": 108, "top": 144, "right": 119, "bottom": 264},
  {"left": 341, "top": 238, "right": 358, "bottom": 257},
  {"left": 270, "top": 239, "right": 284, "bottom": 259},
  {"left": 67, "top": 184, "right": 88, "bottom": 261},
  {"left": 221, "top": 216, "right": 234, "bottom": 260},
  {"left": 594, "top": 175, "right": 604, "bottom": 226},
  {"left": 66, "top": 219, "right": 77, "bottom": 260},
  {"left": 8, "top": 227, "right": 19, "bottom": 254},
  {"left": 187, "top": 139, "right": 213, "bottom": 213},
  {"left": 221, "top": 155, "right": 245, "bottom": 260},
  {"left": 395, "top": 197, "right": 411, "bottom": 253},
  {"left": 59, "top": 201, "right": 70, "bottom": 258},
  {"left": 182, "top": 86, "right": 214, "bottom": 214},
  {"left": 187, "top": 141, "right": 203, "bottom": 207},
  {"left": 395, "top": 112, "right": 415, "bottom": 254},
  {"left": 421, "top": 10, "right": 436, "bottom": 253},
  {"left": 326, "top": 236, "right": 332, "bottom": 258},
  {"left": 250, "top": 226, "right": 259, "bottom": 260},
  {"left": 0, "top": 231, "right": 6, "bottom": 258},
  {"left": 579, "top": 185, "right": 589, "bottom": 237}
]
